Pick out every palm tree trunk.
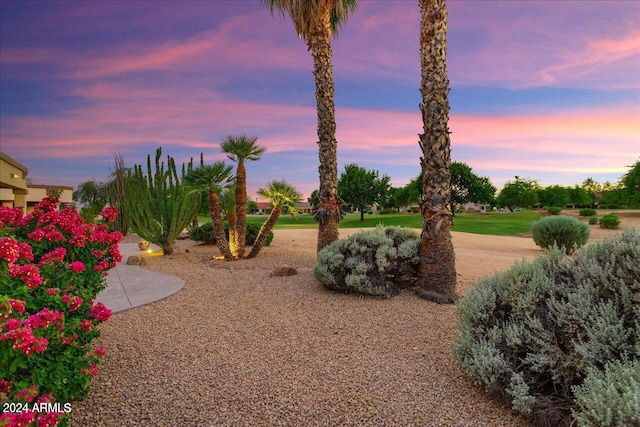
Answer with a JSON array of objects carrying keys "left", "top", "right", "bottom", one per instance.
[
  {"left": 308, "top": 16, "right": 341, "bottom": 252},
  {"left": 209, "top": 190, "right": 232, "bottom": 260},
  {"left": 246, "top": 205, "right": 281, "bottom": 259},
  {"left": 417, "top": 0, "right": 457, "bottom": 299},
  {"left": 233, "top": 163, "right": 247, "bottom": 259}
]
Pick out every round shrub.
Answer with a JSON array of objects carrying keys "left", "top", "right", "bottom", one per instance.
[
  {"left": 588, "top": 216, "right": 598, "bottom": 225},
  {"left": 531, "top": 215, "right": 590, "bottom": 254},
  {"left": 599, "top": 213, "right": 620, "bottom": 229},
  {"left": 579, "top": 208, "right": 596, "bottom": 217},
  {"left": 453, "top": 229, "right": 640, "bottom": 427},
  {"left": 189, "top": 222, "right": 273, "bottom": 246},
  {"left": 313, "top": 226, "right": 420, "bottom": 297},
  {"left": 546, "top": 206, "right": 562, "bottom": 215},
  {"left": 379, "top": 207, "right": 395, "bottom": 215}
]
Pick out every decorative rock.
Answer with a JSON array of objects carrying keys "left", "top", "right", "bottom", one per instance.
[
  {"left": 138, "top": 240, "right": 150, "bottom": 250},
  {"left": 126, "top": 255, "right": 146, "bottom": 266},
  {"left": 270, "top": 265, "right": 298, "bottom": 277}
]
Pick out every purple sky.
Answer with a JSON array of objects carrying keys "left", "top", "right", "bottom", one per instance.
[{"left": 1, "top": 0, "right": 639, "bottom": 200}]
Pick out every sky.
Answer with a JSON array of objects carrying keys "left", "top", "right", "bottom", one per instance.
[{"left": 1, "top": 0, "right": 639, "bottom": 200}]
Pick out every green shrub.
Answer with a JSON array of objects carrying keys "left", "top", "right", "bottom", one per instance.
[
  {"left": 190, "top": 222, "right": 273, "bottom": 246},
  {"left": 314, "top": 225, "right": 420, "bottom": 297},
  {"left": 531, "top": 215, "right": 590, "bottom": 254},
  {"left": 588, "top": 216, "right": 599, "bottom": 225},
  {"left": 599, "top": 213, "right": 620, "bottom": 229},
  {"left": 572, "top": 359, "right": 640, "bottom": 427},
  {"left": 379, "top": 207, "right": 395, "bottom": 215},
  {"left": 546, "top": 206, "right": 562, "bottom": 215},
  {"left": 410, "top": 207, "right": 420, "bottom": 214},
  {"left": 453, "top": 229, "right": 640, "bottom": 427},
  {"left": 579, "top": 208, "right": 597, "bottom": 217}
]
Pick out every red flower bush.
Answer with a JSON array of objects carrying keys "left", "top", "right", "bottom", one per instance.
[{"left": 0, "top": 198, "right": 121, "bottom": 426}]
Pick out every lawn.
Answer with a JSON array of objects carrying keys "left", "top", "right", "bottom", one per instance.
[{"left": 198, "top": 210, "right": 543, "bottom": 236}]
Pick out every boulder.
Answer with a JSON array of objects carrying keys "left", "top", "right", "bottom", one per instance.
[{"left": 127, "top": 255, "right": 146, "bottom": 266}]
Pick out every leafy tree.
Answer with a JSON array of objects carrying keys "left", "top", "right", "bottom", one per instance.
[
  {"left": 220, "top": 135, "right": 266, "bottom": 259},
  {"left": 337, "top": 164, "right": 390, "bottom": 221},
  {"left": 620, "top": 159, "right": 640, "bottom": 208},
  {"left": 73, "top": 179, "right": 108, "bottom": 222},
  {"left": 246, "top": 197, "right": 258, "bottom": 214},
  {"left": 126, "top": 147, "right": 199, "bottom": 255},
  {"left": 450, "top": 162, "right": 496, "bottom": 213},
  {"left": 538, "top": 185, "right": 570, "bottom": 208},
  {"left": 264, "top": 0, "right": 357, "bottom": 252},
  {"left": 308, "top": 189, "right": 319, "bottom": 209},
  {"left": 247, "top": 180, "right": 302, "bottom": 259},
  {"left": 497, "top": 177, "right": 540, "bottom": 211},
  {"left": 582, "top": 177, "right": 618, "bottom": 207},
  {"left": 568, "top": 185, "right": 592, "bottom": 208},
  {"left": 417, "top": 0, "right": 457, "bottom": 301},
  {"left": 184, "top": 162, "right": 234, "bottom": 260},
  {"left": 394, "top": 175, "right": 421, "bottom": 210}
]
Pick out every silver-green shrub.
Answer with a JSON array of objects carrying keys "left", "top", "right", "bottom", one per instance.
[
  {"left": 572, "top": 359, "right": 640, "bottom": 427},
  {"left": 531, "top": 215, "right": 590, "bottom": 254},
  {"left": 313, "top": 225, "right": 420, "bottom": 297},
  {"left": 453, "top": 228, "right": 640, "bottom": 427}
]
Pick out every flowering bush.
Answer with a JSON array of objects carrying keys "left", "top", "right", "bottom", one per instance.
[{"left": 0, "top": 197, "right": 121, "bottom": 426}]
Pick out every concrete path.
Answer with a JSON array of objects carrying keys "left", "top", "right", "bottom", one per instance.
[{"left": 96, "top": 243, "right": 184, "bottom": 313}]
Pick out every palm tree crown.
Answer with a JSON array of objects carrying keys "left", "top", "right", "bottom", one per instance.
[
  {"left": 258, "top": 180, "right": 302, "bottom": 214},
  {"left": 184, "top": 162, "right": 233, "bottom": 191},
  {"left": 220, "top": 135, "right": 266, "bottom": 165},
  {"left": 264, "top": 0, "right": 357, "bottom": 38}
]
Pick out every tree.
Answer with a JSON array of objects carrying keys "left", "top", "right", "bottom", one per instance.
[
  {"left": 417, "top": 0, "right": 457, "bottom": 301},
  {"left": 308, "top": 189, "right": 319, "bottom": 209},
  {"left": 264, "top": 0, "right": 357, "bottom": 252},
  {"left": 220, "top": 135, "right": 266, "bottom": 259},
  {"left": 450, "top": 162, "right": 496, "bottom": 213},
  {"left": 394, "top": 175, "right": 421, "bottom": 210},
  {"left": 568, "top": 185, "right": 592, "bottom": 208},
  {"left": 126, "top": 147, "right": 199, "bottom": 255},
  {"left": 538, "top": 185, "right": 570, "bottom": 208},
  {"left": 106, "top": 151, "right": 130, "bottom": 235},
  {"left": 184, "top": 162, "right": 234, "bottom": 260},
  {"left": 620, "top": 159, "right": 640, "bottom": 208},
  {"left": 496, "top": 177, "right": 540, "bottom": 211},
  {"left": 337, "top": 163, "right": 390, "bottom": 221},
  {"left": 73, "top": 179, "right": 108, "bottom": 222},
  {"left": 247, "top": 180, "right": 302, "bottom": 259}
]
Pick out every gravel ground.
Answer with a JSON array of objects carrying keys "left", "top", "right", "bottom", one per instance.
[{"left": 71, "top": 229, "right": 541, "bottom": 426}]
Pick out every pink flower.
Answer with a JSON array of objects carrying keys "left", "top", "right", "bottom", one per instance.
[
  {"left": 101, "top": 205, "right": 119, "bottom": 222},
  {"left": 68, "top": 261, "right": 85, "bottom": 273},
  {"left": 0, "top": 205, "right": 22, "bottom": 225},
  {"left": 25, "top": 308, "right": 64, "bottom": 331},
  {"left": 79, "top": 319, "right": 93, "bottom": 332},
  {"left": 27, "top": 228, "right": 45, "bottom": 242},
  {"left": 0, "top": 237, "right": 19, "bottom": 263},
  {"left": 94, "top": 347, "right": 106, "bottom": 356},
  {"left": 61, "top": 295, "right": 83, "bottom": 312},
  {"left": 3, "top": 318, "right": 22, "bottom": 331},
  {"left": 46, "top": 288, "right": 59, "bottom": 295},
  {"left": 38, "top": 247, "right": 66, "bottom": 266},
  {"left": 8, "top": 299, "right": 26, "bottom": 313},
  {"left": 81, "top": 364, "right": 99, "bottom": 377},
  {"left": 8, "top": 264, "right": 43, "bottom": 289},
  {"left": 93, "top": 260, "right": 109, "bottom": 272},
  {"left": 15, "top": 385, "right": 38, "bottom": 402},
  {"left": 89, "top": 302, "right": 111, "bottom": 322}
]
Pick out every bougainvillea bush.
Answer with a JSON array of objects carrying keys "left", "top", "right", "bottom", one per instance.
[{"left": 0, "top": 197, "right": 121, "bottom": 426}]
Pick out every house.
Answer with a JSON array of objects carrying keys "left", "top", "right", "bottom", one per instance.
[{"left": 0, "top": 151, "right": 73, "bottom": 213}]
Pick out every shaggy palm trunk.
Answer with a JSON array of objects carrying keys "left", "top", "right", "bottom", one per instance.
[
  {"left": 233, "top": 164, "right": 247, "bottom": 259},
  {"left": 417, "top": 0, "right": 457, "bottom": 299},
  {"left": 209, "top": 190, "right": 232, "bottom": 260},
  {"left": 309, "top": 16, "right": 341, "bottom": 252},
  {"left": 246, "top": 205, "right": 282, "bottom": 259}
]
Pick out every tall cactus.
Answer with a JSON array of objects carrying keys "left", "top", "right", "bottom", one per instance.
[{"left": 125, "top": 147, "right": 198, "bottom": 255}]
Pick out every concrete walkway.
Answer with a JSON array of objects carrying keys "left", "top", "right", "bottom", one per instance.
[{"left": 96, "top": 243, "right": 184, "bottom": 313}]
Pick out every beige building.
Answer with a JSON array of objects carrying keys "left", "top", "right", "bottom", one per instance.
[{"left": 0, "top": 151, "right": 73, "bottom": 213}]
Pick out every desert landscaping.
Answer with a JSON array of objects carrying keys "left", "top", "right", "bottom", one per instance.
[{"left": 71, "top": 212, "right": 639, "bottom": 426}]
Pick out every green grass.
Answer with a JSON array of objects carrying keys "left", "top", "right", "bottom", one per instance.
[{"left": 198, "top": 210, "right": 542, "bottom": 236}]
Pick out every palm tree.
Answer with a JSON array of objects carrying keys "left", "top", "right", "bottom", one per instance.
[
  {"left": 416, "top": 0, "right": 457, "bottom": 301},
  {"left": 263, "top": 0, "right": 357, "bottom": 252},
  {"left": 220, "top": 186, "right": 237, "bottom": 250},
  {"left": 220, "top": 135, "right": 266, "bottom": 259},
  {"left": 247, "top": 180, "right": 302, "bottom": 259},
  {"left": 184, "top": 162, "right": 234, "bottom": 260}
]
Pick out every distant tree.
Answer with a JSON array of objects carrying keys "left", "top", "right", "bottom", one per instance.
[
  {"left": 126, "top": 147, "right": 199, "bottom": 255},
  {"left": 538, "top": 185, "right": 570, "bottom": 208},
  {"left": 582, "top": 177, "right": 618, "bottom": 207},
  {"left": 620, "top": 159, "right": 640, "bottom": 208},
  {"left": 308, "top": 189, "right": 319, "bottom": 209},
  {"left": 394, "top": 175, "right": 421, "bottom": 209},
  {"left": 497, "top": 177, "right": 540, "bottom": 211},
  {"left": 247, "top": 180, "right": 302, "bottom": 259},
  {"left": 568, "top": 185, "right": 592, "bottom": 208},
  {"left": 337, "top": 163, "right": 390, "bottom": 221},
  {"left": 221, "top": 135, "right": 266, "bottom": 259},
  {"left": 450, "top": 162, "right": 496, "bottom": 213},
  {"left": 73, "top": 179, "right": 108, "bottom": 222},
  {"left": 246, "top": 197, "right": 258, "bottom": 214}
]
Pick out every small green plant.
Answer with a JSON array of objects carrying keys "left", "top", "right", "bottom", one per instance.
[
  {"left": 546, "top": 206, "right": 562, "bottom": 215},
  {"left": 314, "top": 226, "right": 420, "bottom": 297},
  {"left": 454, "top": 229, "right": 640, "bottom": 426},
  {"left": 579, "top": 208, "right": 597, "bottom": 217},
  {"left": 572, "top": 359, "right": 640, "bottom": 427},
  {"left": 531, "top": 215, "right": 590, "bottom": 254},
  {"left": 599, "top": 213, "right": 620, "bottom": 229},
  {"left": 189, "top": 222, "right": 273, "bottom": 247},
  {"left": 588, "top": 216, "right": 599, "bottom": 225}
]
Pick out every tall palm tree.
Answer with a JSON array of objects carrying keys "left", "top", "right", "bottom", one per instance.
[
  {"left": 263, "top": 0, "right": 357, "bottom": 252},
  {"left": 417, "top": 0, "right": 457, "bottom": 301},
  {"left": 220, "top": 135, "right": 266, "bottom": 259},
  {"left": 184, "top": 162, "right": 234, "bottom": 260},
  {"left": 247, "top": 180, "right": 302, "bottom": 259}
]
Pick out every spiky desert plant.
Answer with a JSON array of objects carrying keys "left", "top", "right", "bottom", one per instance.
[
  {"left": 106, "top": 151, "right": 130, "bottom": 235},
  {"left": 125, "top": 147, "right": 199, "bottom": 255}
]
